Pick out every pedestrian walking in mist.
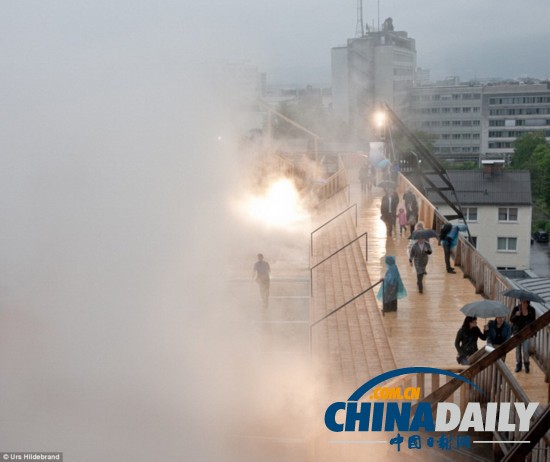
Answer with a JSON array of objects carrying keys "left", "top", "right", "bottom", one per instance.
[
  {"left": 408, "top": 236, "right": 432, "bottom": 294},
  {"left": 253, "top": 253, "right": 271, "bottom": 308}
]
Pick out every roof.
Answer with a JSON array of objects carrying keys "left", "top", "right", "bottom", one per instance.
[{"left": 426, "top": 170, "right": 532, "bottom": 206}]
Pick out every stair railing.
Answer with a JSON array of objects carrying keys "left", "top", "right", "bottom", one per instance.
[
  {"left": 310, "top": 203, "right": 357, "bottom": 255},
  {"left": 309, "top": 232, "right": 368, "bottom": 296},
  {"left": 309, "top": 278, "right": 383, "bottom": 353}
]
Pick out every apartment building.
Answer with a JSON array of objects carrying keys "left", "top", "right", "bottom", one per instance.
[
  {"left": 409, "top": 84, "right": 482, "bottom": 162},
  {"left": 482, "top": 83, "right": 550, "bottom": 162},
  {"left": 427, "top": 165, "right": 532, "bottom": 270},
  {"left": 409, "top": 81, "right": 550, "bottom": 163}
]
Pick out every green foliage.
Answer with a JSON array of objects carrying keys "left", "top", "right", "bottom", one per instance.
[
  {"left": 526, "top": 143, "right": 550, "bottom": 208},
  {"left": 511, "top": 132, "right": 548, "bottom": 168},
  {"left": 513, "top": 133, "right": 550, "bottom": 226}
]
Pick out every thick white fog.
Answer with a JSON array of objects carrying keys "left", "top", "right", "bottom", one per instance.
[{"left": 0, "top": 3, "right": 324, "bottom": 461}]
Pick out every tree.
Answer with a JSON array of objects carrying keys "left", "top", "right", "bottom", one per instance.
[
  {"left": 526, "top": 143, "right": 550, "bottom": 207},
  {"left": 511, "top": 132, "right": 548, "bottom": 168}
]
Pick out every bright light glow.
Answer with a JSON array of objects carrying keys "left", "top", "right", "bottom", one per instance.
[
  {"left": 240, "top": 178, "right": 309, "bottom": 228},
  {"left": 374, "top": 111, "right": 386, "bottom": 127}
]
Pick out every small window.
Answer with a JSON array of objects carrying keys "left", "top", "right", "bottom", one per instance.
[
  {"left": 498, "top": 208, "right": 518, "bottom": 222},
  {"left": 497, "top": 237, "right": 517, "bottom": 252},
  {"left": 465, "top": 207, "right": 478, "bottom": 222}
]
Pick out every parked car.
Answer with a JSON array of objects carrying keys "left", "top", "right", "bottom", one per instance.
[{"left": 533, "top": 230, "right": 549, "bottom": 243}]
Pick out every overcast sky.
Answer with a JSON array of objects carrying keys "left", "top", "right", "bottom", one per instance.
[{"left": 2, "top": 0, "right": 550, "bottom": 90}]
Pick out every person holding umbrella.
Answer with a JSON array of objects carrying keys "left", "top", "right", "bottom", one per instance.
[
  {"left": 409, "top": 222, "right": 437, "bottom": 293},
  {"left": 510, "top": 299, "right": 537, "bottom": 373},
  {"left": 486, "top": 316, "right": 511, "bottom": 349},
  {"left": 455, "top": 316, "right": 487, "bottom": 365}
]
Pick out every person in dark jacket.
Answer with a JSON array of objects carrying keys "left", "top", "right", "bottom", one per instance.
[
  {"left": 380, "top": 188, "right": 399, "bottom": 237},
  {"left": 455, "top": 316, "right": 487, "bottom": 365},
  {"left": 486, "top": 316, "right": 511, "bottom": 348},
  {"left": 408, "top": 238, "right": 432, "bottom": 293},
  {"left": 510, "top": 299, "right": 537, "bottom": 373}
]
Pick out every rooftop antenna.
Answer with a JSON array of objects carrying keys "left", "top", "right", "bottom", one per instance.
[
  {"left": 377, "top": 0, "right": 380, "bottom": 31},
  {"left": 355, "top": 0, "right": 364, "bottom": 37}
]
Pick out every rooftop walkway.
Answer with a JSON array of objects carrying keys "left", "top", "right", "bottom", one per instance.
[{"left": 311, "top": 170, "right": 548, "bottom": 404}]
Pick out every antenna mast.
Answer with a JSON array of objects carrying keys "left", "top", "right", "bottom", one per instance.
[{"left": 355, "top": 0, "right": 364, "bottom": 37}]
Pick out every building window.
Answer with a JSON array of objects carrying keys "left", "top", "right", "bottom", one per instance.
[
  {"left": 497, "top": 237, "right": 517, "bottom": 252},
  {"left": 498, "top": 207, "right": 518, "bottom": 222},
  {"left": 464, "top": 207, "right": 478, "bottom": 222}
]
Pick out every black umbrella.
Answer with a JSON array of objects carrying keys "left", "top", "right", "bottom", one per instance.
[
  {"left": 501, "top": 289, "right": 545, "bottom": 304},
  {"left": 410, "top": 229, "right": 438, "bottom": 240},
  {"left": 460, "top": 300, "right": 510, "bottom": 318}
]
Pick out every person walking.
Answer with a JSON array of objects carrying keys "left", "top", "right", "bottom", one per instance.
[
  {"left": 253, "top": 253, "right": 271, "bottom": 308},
  {"left": 455, "top": 316, "right": 487, "bottom": 365},
  {"left": 439, "top": 223, "right": 456, "bottom": 273},
  {"left": 403, "top": 189, "right": 418, "bottom": 235},
  {"left": 377, "top": 255, "right": 407, "bottom": 312},
  {"left": 408, "top": 236, "right": 432, "bottom": 293},
  {"left": 367, "top": 164, "right": 375, "bottom": 194},
  {"left": 397, "top": 207, "right": 407, "bottom": 236},
  {"left": 359, "top": 163, "right": 369, "bottom": 193},
  {"left": 380, "top": 187, "right": 399, "bottom": 237},
  {"left": 510, "top": 299, "right": 537, "bottom": 373},
  {"left": 486, "top": 316, "right": 511, "bottom": 348}
]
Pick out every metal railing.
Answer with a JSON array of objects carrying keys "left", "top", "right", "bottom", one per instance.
[
  {"left": 417, "top": 309, "right": 550, "bottom": 460},
  {"left": 316, "top": 168, "right": 349, "bottom": 203},
  {"left": 309, "top": 279, "right": 383, "bottom": 353},
  {"left": 310, "top": 203, "right": 357, "bottom": 255},
  {"left": 309, "top": 232, "right": 368, "bottom": 296}
]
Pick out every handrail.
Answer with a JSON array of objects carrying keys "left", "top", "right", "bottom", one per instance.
[
  {"left": 310, "top": 279, "right": 383, "bottom": 328},
  {"left": 310, "top": 203, "right": 358, "bottom": 255},
  {"left": 502, "top": 404, "right": 550, "bottom": 461},
  {"left": 309, "top": 232, "right": 368, "bottom": 296},
  {"left": 418, "top": 309, "right": 550, "bottom": 457},
  {"left": 318, "top": 183, "right": 349, "bottom": 205},
  {"left": 421, "top": 309, "right": 550, "bottom": 406},
  {"left": 309, "top": 279, "right": 384, "bottom": 352},
  {"left": 316, "top": 168, "right": 348, "bottom": 203}
]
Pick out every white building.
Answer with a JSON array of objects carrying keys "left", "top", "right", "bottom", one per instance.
[
  {"left": 331, "top": 27, "right": 416, "bottom": 139},
  {"left": 427, "top": 165, "right": 532, "bottom": 271}
]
